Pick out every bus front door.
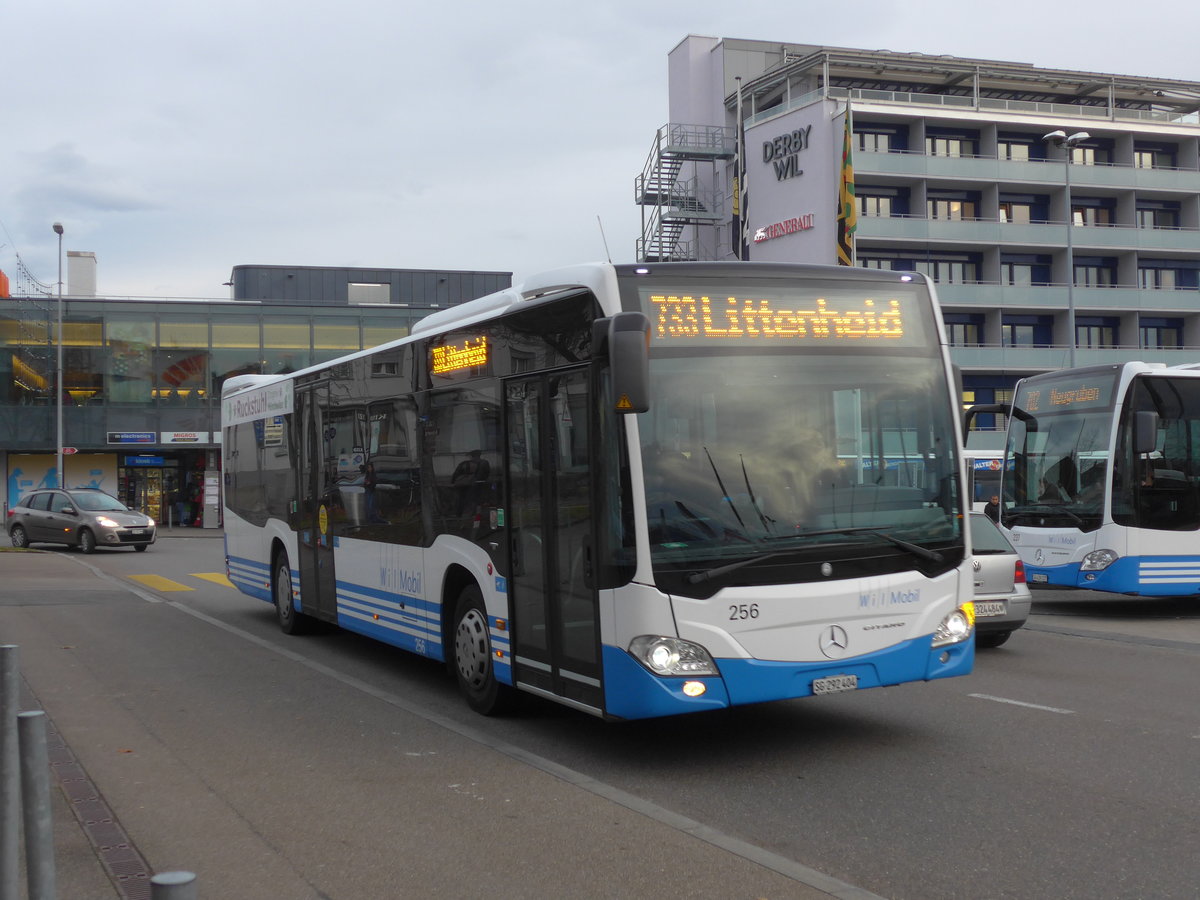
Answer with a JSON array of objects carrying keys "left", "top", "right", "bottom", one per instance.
[
  {"left": 505, "top": 369, "right": 603, "bottom": 713},
  {"left": 295, "top": 384, "right": 338, "bottom": 622}
]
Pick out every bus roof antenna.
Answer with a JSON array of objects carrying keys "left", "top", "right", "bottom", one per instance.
[{"left": 597, "top": 215, "right": 612, "bottom": 263}]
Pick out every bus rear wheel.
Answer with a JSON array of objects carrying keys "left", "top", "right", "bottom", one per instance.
[{"left": 452, "top": 585, "right": 514, "bottom": 715}]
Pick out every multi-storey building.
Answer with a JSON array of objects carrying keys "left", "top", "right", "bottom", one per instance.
[
  {"left": 638, "top": 36, "right": 1200, "bottom": 437},
  {"left": 1, "top": 263, "right": 509, "bottom": 522}
]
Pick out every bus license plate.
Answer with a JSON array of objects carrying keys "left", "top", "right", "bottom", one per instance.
[
  {"left": 812, "top": 675, "right": 858, "bottom": 695},
  {"left": 975, "top": 601, "right": 1006, "bottom": 617},
  {"left": 1031, "top": 573, "right": 1048, "bottom": 583}
]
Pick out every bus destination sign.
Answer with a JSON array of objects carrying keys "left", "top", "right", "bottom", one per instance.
[
  {"left": 1018, "top": 373, "right": 1117, "bottom": 414},
  {"left": 645, "top": 292, "right": 911, "bottom": 344},
  {"left": 431, "top": 336, "right": 489, "bottom": 375}
]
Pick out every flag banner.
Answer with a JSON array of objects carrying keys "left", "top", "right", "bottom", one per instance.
[
  {"left": 733, "top": 82, "right": 750, "bottom": 260},
  {"left": 836, "top": 111, "right": 857, "bottom": 266}
]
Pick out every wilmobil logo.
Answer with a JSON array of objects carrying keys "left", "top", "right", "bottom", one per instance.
[{"left": 859, "top": 589, "right": 921, "bottom": 609}]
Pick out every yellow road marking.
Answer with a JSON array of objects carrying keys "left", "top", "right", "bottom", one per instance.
[
  {"left": 191, "top": 572, "right": 235, "bottom": 588},
  {"left": 128, "top": 574, "right": 194, "bottom": 592}
]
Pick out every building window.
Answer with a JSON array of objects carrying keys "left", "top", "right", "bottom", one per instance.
[
  {"left": 1070, "top": 145, "right": 1109, "bottom": 165},
  {"left": 1140, "top": 318, "right": 1182, "bottom": 348},
  {"left": 927, "top": 198, "right": 977, "bottom": 220},
  {"left": 1074, "top": 264, "right": 1116, "bottom": 287},
  {"left": 1002, "top": 316, "right": 1052, "bottom": 348},
  {"left": 926, "top": 136, "right": 977, "bottom": 157},
  {"left": 1135, "top": 145, "right": 1176, "bottom": 169},
  {"left": 998, "top": 141, "right": 1032, "bottom": 162},
  {"left": 914, "top": 259, "right": 979, "bottom": 284},
  {"left": 1137, "top": 206, "right": 1179, "bottom": 229},
  {"left": 856, "top": 131, "right": 892, "bottom": 153},
  {"left": 349, "top": 283, "right": 391, "bottom": 305},
  {"left": 943, "top": 314, "right": 984, "bottom": 346},
  {"left": 1076, "top": 317, "right": 1118, "bottom": 348},
  {"left": 999, "top": 202, "right": 1033, "bottom": 224},
  {"left": 1003, "top": 263, "right": 1033, "bottom": 287},
  {"left": 857, "top": 258, "right": 891, "bottom": 270},
  {"left": 858, "top": 195, "right": 893, "bottom": 217},
  {"left": 1139, "top": 268, "right": 1178, "bottom": 290},
  {"left": 1075, "top": 204, "right": 1108, "bottom": 226}
]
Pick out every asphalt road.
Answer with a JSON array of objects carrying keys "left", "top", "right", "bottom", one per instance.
[{"left": 3, "top": 533, "right": 1198, "bottom": 899}]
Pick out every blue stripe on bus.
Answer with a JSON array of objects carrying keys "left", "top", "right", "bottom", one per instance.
[
  {"left": 1029, "top": 556, "right": 1200, "bottom": 596},
  {"left": 601, "top": 635, "right": 973, "bottom": 720},
  {"left": 226, "top": 555, "right": 274, "bottom": 603}
]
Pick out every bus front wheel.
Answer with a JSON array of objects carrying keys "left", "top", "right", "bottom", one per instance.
[
  {"left": 274, "top": 552, "right": 311, "bottom": 635},
  {"left": 452, "top": 585, "right": 514, "bottom": 715}
]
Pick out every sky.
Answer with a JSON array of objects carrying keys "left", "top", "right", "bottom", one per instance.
[{"left": 4, "top": 0, "right": 1199, "bottom": 300}]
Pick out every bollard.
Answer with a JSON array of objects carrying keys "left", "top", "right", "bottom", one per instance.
[
  {"left": 151, "top": 871, "right": 198, "bottom": 899},
  {"left": 1, "top": 645, "right": 19, "bottom": 900},
  {"left": 17, "top": 710, "right": 56, "bottom": 900}
]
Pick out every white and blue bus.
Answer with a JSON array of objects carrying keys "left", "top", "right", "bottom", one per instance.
[
  {"left": 221, "top": 262, "right": 976, "bottom": 719},
  {"left": 999, "top": 361, "right": 1200, "bottom": 595}
]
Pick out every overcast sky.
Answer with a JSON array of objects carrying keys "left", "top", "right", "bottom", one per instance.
[{"left": 4, "top": 0, "right": 1198, "bottom": 299}]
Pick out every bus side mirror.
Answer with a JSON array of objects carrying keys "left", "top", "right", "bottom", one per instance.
[
  {"left": 601, "top": 312, "right": 650, "bottom": 414},
  {"left": 1134, "top": 410, "right": 1159, "bottom": 456}
]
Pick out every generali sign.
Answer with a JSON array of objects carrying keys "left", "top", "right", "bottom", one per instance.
[{"left": 753, "top": 214, "right": 816, "bottom": 243}]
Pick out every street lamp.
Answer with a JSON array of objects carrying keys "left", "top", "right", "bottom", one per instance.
[
  {"left": 1043, "top": 130, "right": 1090, "bottom": 368},
  {"left": 53, "top": 222, "right": 64, "bottom": 488}
]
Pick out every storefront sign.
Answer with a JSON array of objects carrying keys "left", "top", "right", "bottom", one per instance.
[
  {"left": 125, "top": 455, "right": 165, "bottom": 466},
  {"left": 108, "top": 432, "right": 155, "bottom": 444},
  {"left": 162, "top": 431, "right": 210, "bottom": 444}
]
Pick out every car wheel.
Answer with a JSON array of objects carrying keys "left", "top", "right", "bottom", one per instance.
[
  {"left": 273, "top": 551, "right": 311, "bottom": 635},
  {"left": 9, "top": 525, "right": 29, "bottom": 549},
  {"left": 79, "top": 529, "right": 97, "bottom": 554},
  {"left": 452, "top": 584, "right": 514, "bottom": 715},
  {"left": 977, "top": 630, "right": 1012, "bottom": 649}
]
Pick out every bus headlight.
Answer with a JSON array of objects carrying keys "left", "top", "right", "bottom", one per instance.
[
  {"left": 931, "top": 602, "right": 975, "bottom": 648},
  {"left": 1081, "top": 549, "right": 1118, "bottom": 571},
  {"left": 628, "top": 636, "right": 718, "bottom": 677}
]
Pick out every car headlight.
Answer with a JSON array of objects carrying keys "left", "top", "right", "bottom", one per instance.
[
  {"left": 1080, "top": 549, "right": 1118, "bottom": 571},
  {"left": 932, "top": 602, "right": 975, "bottom": 648},
  {"left": 146, "top": 517, "right": 156, "bottom": 528},
  {"left": 628, "top": 636, "right": 718, "bottom": 676},
  {"left": 95, "top": 516, "right": 119, "bottom": 528}
]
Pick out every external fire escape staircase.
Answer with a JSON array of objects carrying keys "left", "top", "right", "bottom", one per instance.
[{"left": 635, "top": 124, "right": 735, "bottom": 262}]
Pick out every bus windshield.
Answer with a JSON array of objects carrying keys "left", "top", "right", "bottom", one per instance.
[
  {"left": 638, "top": 350, "right": 962, "bottom": 594},
  {"left": 1004, "top": 369, "right": 1119, "bottom": 532}
]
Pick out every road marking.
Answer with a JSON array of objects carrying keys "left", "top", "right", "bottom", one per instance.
[
  {"left": 190, "top": 572, "right": 235, "bottom": 588},
  {"left": 969, "top": 693, "right": 1075, "bottom": 715},
  {"left": 127, "top": 574, "right": 194, "bottom": 592}
]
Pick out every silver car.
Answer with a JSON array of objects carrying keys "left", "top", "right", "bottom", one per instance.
[
  {"left": 6, "top": 488, "right": 156, "bottom": 553},
  {"left": 970, "top": 512, "right": 1030, "bottom": 648}
]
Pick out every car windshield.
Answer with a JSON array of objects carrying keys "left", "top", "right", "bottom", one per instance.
[{"left": 70, "top": 492, "right": 129, "bottom": 512}]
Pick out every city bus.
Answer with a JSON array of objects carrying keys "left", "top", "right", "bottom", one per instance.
[
  {"left": 997, "top": 361, "right": 1200, "bottom": 595},
  {"left": 220, "top": 262, "right": 976, "bottom": 720}
]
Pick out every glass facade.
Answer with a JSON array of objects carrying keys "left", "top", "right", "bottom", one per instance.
[{"left": 0, "top": 297, "right": 438, "bottom": 454}]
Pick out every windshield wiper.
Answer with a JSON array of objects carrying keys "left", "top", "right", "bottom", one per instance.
[
  {"left": 791, "top": 525, "right": 945, "bottom": 564},
  {"left": 1006, "top": 504, "right": 1083, "bottom": 526},
  {"left": 686, "top": 526, "right": 944, "bottom": 584},
  {"left": 687, "top": 550, "right": 791, "bottom": 584}
]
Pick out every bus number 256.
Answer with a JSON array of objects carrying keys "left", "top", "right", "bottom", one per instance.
[{"left": 729, "top": 604, "right": 760, "bottom": 620}]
